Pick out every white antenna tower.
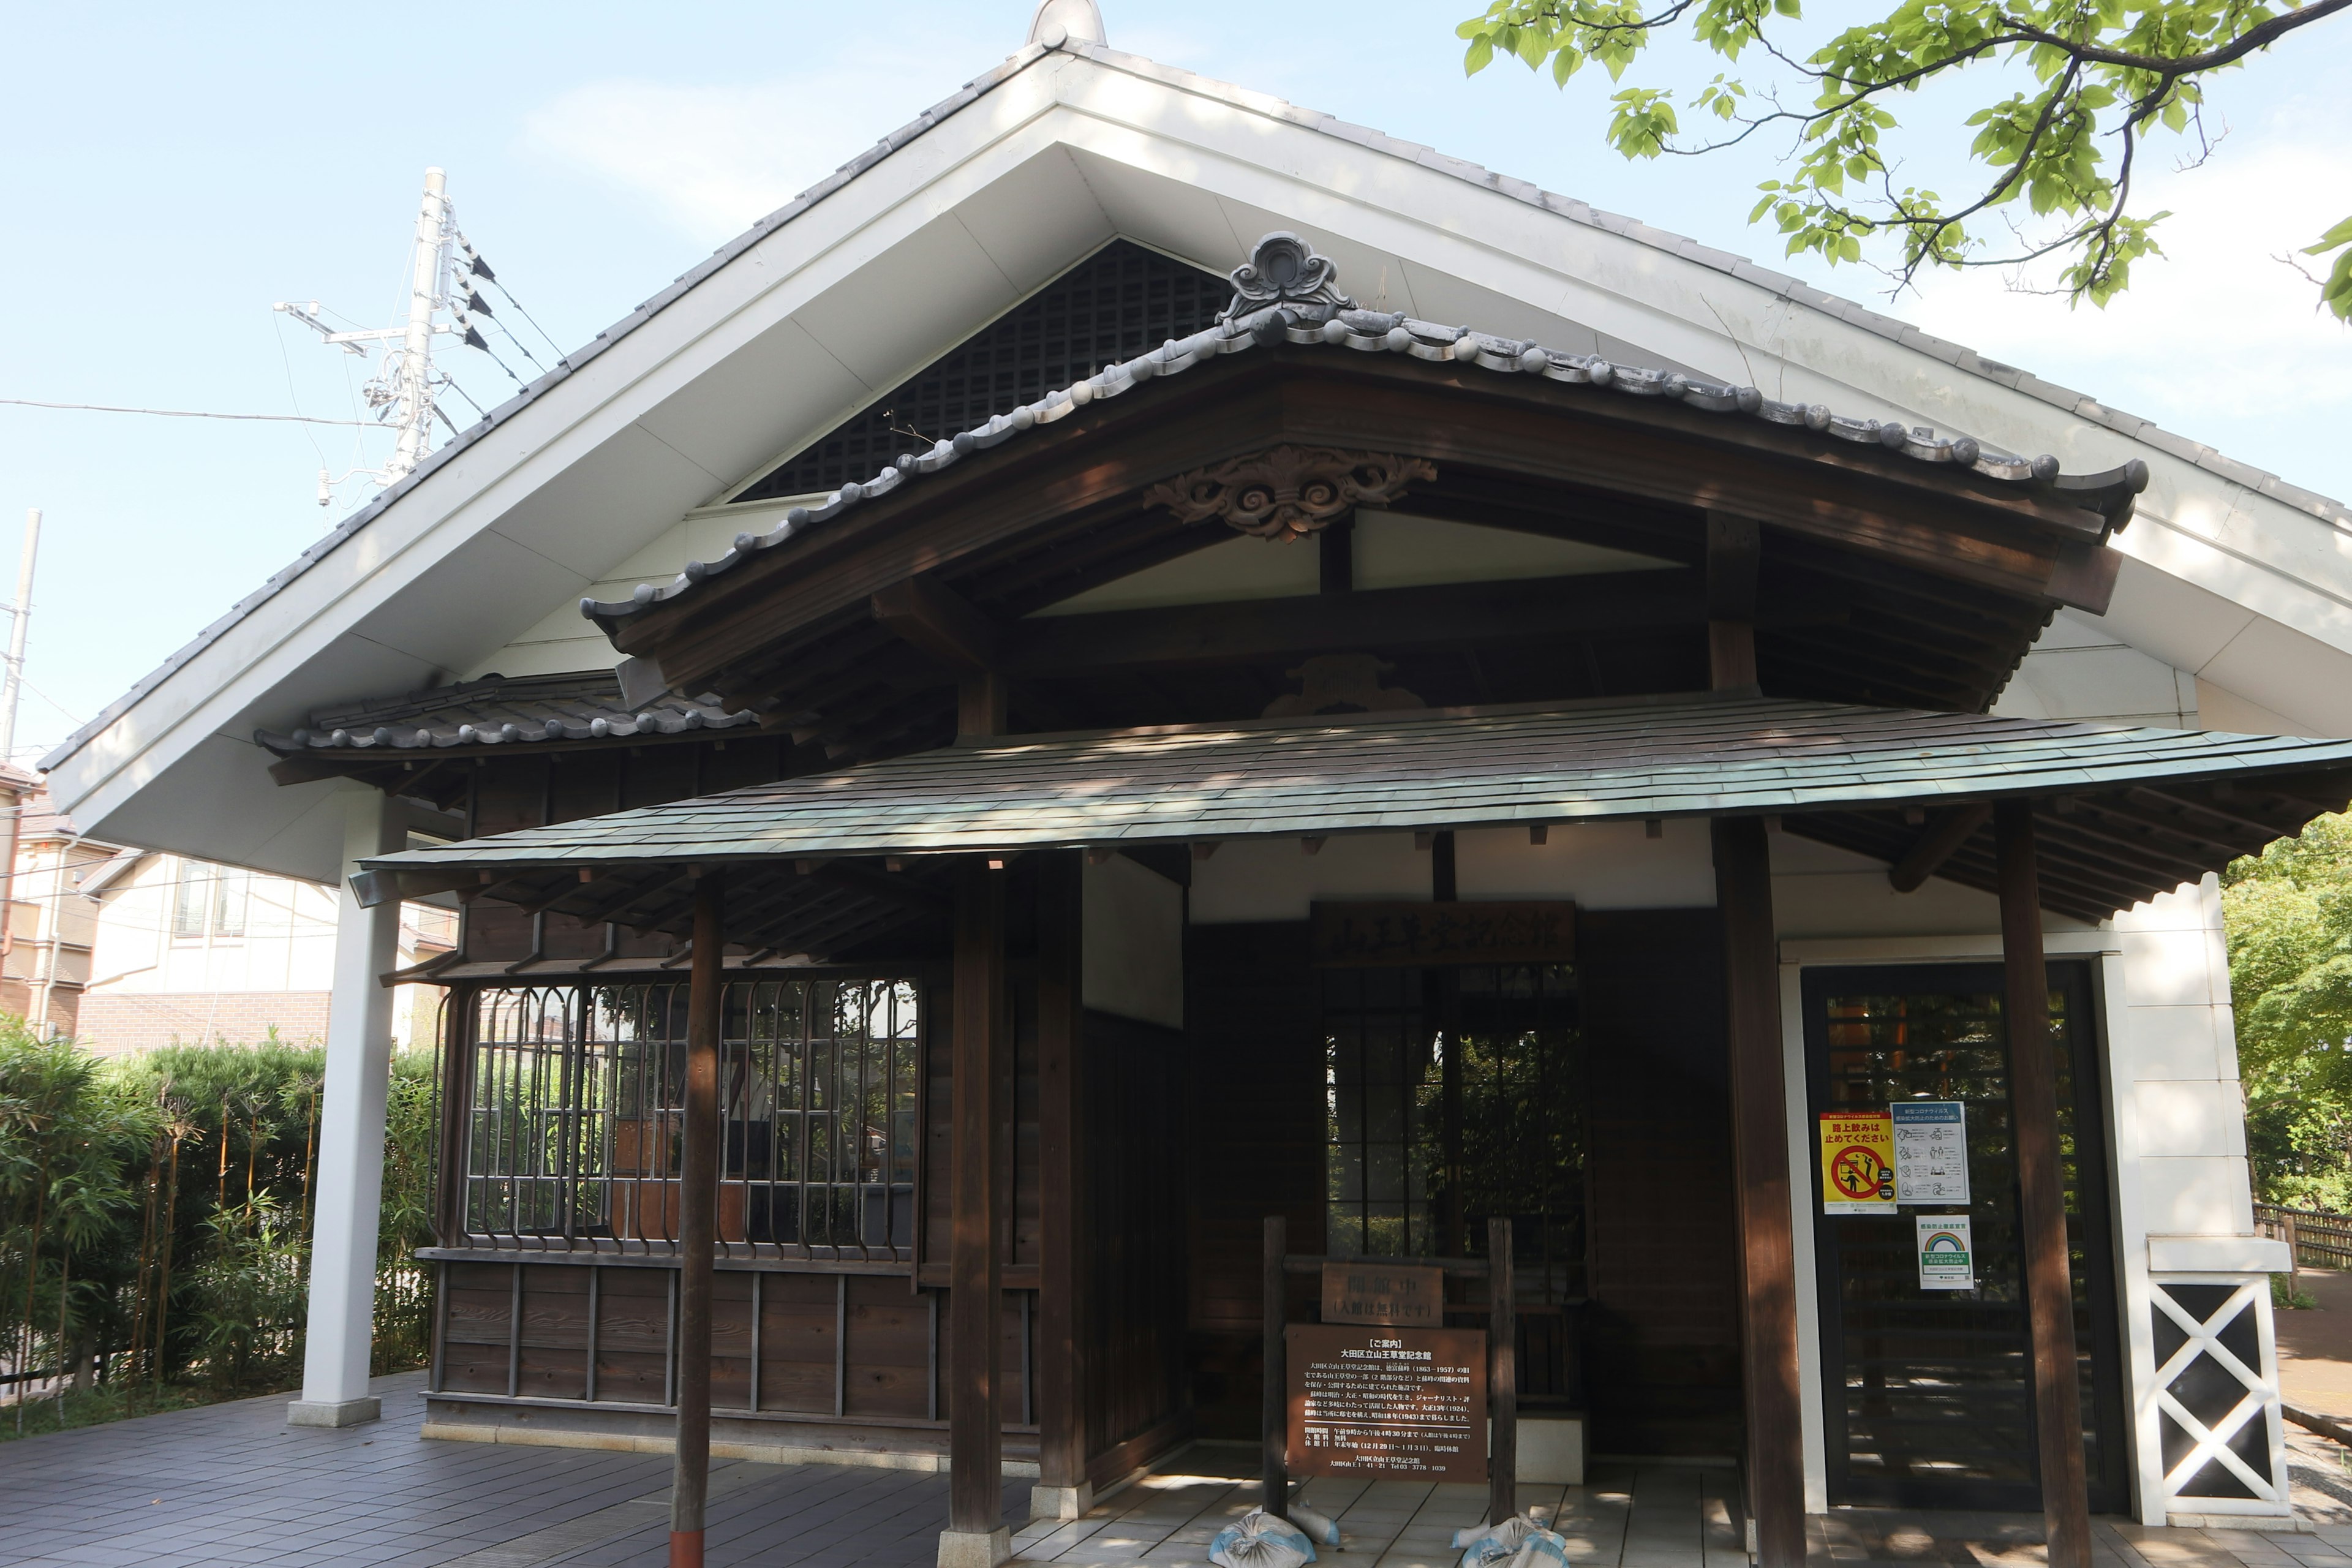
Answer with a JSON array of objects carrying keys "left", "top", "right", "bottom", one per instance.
[{"left": 277, "top": 167, "right": 486, "bottom": 505}]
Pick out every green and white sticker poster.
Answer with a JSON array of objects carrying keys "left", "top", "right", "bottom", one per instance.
[
  {"left": 1915, "top": 1214, "right": 1975, "bottom": 1291},
  {"left": 1892, "top": 1100, "right": 1969, "bottom": 1204}
]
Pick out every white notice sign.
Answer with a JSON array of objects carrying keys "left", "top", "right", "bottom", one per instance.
[
  {"left": 1915, "top": 1213, "right": 1976, "bottom": 1291},
  {"left": 1892, "top": 1100, "right": 1969, "bottom": 1204}
]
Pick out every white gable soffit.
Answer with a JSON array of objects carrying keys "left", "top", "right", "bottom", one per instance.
[{"left": 40, "top": 34, "right": 2352, "bottom": 883}]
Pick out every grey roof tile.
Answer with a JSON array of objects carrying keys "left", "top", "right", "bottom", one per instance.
[{"left": 252, "top": 670, "right": 756, "bottom": 756}]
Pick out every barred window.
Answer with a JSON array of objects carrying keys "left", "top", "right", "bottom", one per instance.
[{"left": 464, "top": 978, "right": 922, "bottom": 1259}]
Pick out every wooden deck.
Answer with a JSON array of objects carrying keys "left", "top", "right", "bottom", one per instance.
[{"left": 5, "top": 1371, "right": 2352, "bottom": 1568}]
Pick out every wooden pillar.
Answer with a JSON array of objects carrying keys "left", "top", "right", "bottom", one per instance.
[
  {"left": 1706, "top": 511, "right": 1760, "bottom": 692},
  {"left": 669, "top": 873, "right": 723, "bottom": 1568},
  {"left": 1487, "top": 1217, "right": 1518, "bottom": 1526},
  {"left": 1997, "top": 803, "right": 2092, "bottom": 1568},
  {"left": 1031, "top": 851, "right": 1090, "bottom": 1521},
  {"left": 941, "top": 859, "right": 1011, "bottom": 1568},
  {"left": 1711, "top": 818, "right": 1803, "bottom": 1568},
  {"left": 1262, "top": 1214, "right": 1289, "bottom": 1517}
]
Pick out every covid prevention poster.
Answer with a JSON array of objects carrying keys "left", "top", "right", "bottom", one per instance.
[
  {"left": 1892, "top": 1101, "right": 1970, "bottom": 1204},
  {"left": 1818, "top": 1110, "right": 1897, "bottom": 1214},
  {"left": 1915, "top": 1214, "right": 1976, "bottom": 1289}
]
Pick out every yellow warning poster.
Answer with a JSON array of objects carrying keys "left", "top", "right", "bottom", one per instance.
[{"left": 1818, "top": 1110, "right": 1898, "bottom": 1215}]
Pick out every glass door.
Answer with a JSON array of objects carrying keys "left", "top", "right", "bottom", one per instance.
[{"left": 1803, "top": 962, "right": 2128, "bottom": 1512}]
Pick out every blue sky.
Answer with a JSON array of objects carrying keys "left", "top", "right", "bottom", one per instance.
[{"left": 2, "top": 1, "right": 2345, "bottom": 772}]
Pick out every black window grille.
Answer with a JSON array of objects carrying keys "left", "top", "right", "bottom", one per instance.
[
  {"left": 731, "top": 240, "right": 1227, "bottom": 503},
  {"left": 461, "top": 978, "right": 922, "bottom": 1260}
]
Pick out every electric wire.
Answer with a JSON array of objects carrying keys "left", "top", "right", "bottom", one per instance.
[{"left": 0, "top": 398, "right": 380, "bottom": 427}]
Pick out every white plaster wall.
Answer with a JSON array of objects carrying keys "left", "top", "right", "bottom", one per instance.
[
  {"left": 1994, "top": 610, "right": 2199, "bottom": 729},
  {"left": 1082, "top": 852, "right": 1184, "bottom": 1028}
]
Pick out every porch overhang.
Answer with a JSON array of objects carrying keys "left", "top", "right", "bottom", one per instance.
[{"left": 358, "top": 692, "right": 2352, "bottom": 940}]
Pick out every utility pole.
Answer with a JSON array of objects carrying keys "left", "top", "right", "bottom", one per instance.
[
  {"left": 1, "top": 507, "right": 40, "bottom": 765},
  {"left": 277, "top": 168, "right": 466, "bottom": 503}
]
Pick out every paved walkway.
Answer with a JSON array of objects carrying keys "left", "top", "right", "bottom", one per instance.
[{"left": 4, "top": 1374, "right": 2352, "bottom": 1568}]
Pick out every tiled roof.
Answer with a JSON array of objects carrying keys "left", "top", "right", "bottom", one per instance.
[
  {"left": 254, "top": 670, "right": 756, "bottom": 756},
  {"left": 360, "top": 693, "right": 2352, "bottom": 876},
  {"left": 45, "top": 34, "right": 2347, "bottom": 775}
]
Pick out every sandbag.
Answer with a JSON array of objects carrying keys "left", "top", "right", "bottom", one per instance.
[
  {"left": 1286, "top": 1501, "right": 1342, "bottom": 1548},
  {"left": 1210, "top": 1509, "right": 1319, "bottom": 1568},
  {"left": 1507, "top": 1526, "right": 1572, "bottom": 1568},
  {"left": 1452, "top": 1513, "right": 1544, "bottom": 1568}
]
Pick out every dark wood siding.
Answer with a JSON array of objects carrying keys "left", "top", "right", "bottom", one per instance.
[
  {"left": 1578, "top": 907, "right": 1743, "bottom": 1458},
  {"left": 1084, "top": 1009, "right": 1190, "bottom": 1463},
  {"left": 1183, "top": 922, "right": 1324, "bottom": 1439}
]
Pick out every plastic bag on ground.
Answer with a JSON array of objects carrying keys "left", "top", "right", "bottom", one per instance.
[
  {"left": 1285, "top": 1501, "right": 1341, "bottom": 1548},
  {"left": 1210, "top": 1508, "right": 1319, "bottom": 1568},
  {"left": 1507, "top": 1526, "right": 1571, "bottom": 1568},
  {"left": 1452, "top": 1513, "right": 1545, "bottom": 1568}
]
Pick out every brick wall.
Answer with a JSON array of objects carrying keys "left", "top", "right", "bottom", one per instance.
[{"left": 75, "top": 990, "right": 331, "bottom": 1055}]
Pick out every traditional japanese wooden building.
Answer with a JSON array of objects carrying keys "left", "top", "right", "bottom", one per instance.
[{"left": 43, "top": 8, "right": 2352, "bottom": 1566}]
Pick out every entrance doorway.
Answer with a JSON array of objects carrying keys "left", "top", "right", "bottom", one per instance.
[
  {"left": 1802, "top": 962, "right": 2128, "bottom": 1511},
  {"left": 1320, "top": 962, "right": 1586, "bottom": 1405}
]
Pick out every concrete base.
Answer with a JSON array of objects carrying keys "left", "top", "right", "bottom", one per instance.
[
  {"left": 937, "top": 1526, "right": 1012, "bottom": 1568},
  {"left": 1031, "top": 1482, "right": 1095, "bottom": 1521},
  {"left": 287, "top": 1396, "right": 382, "bottom": 1428},
  {"left": 2168, "top": 1513, "right": 2309, "bottom": 1533}
]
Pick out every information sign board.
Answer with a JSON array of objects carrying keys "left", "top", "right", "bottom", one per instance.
[
  {"left": 1321, "top": 1262, "right": 1444, "bottom": 1327},
  {"left": 1915, "top": 1213, "right": 1977, "bottom": 1290},
  {"left": 1818, "top": 1110, "right": 1897, "bottom": 1214},
  {"left": 1893, "top": 1101, "right": 1970, "bottom": 1204},
  {"left": 1286, "top": 1324, "right": 1487, "bottom": 1480}
]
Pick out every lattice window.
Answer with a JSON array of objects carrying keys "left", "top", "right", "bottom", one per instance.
[
  {"left": 2153, "top": 1280, "right": 2288, "bottom": 1506},
  {"left": 462, "top": 978, "right": 922, "bottom": 1259},
  {"left": 730, "top": 241, "right": 1227, "bottom": 503}
]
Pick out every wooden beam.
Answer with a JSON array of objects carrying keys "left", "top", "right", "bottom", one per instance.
[
  {"left": 1710, "top": 818, "right": 1804, "bottom": 1568},
  {"left": 958, "top": 672, "right": 1007, "bottom": 741},
  {"left": 1003, "top": 570, "right": 1840, "bottom": 677},
  {"left": 943, "top": 859, "right": 1010, "bottom": 1567},
  {"left": 1707, "top": 512, "right": 1759, "bottom": 691},
  {"left": 872, "top": 573, "right": 1002, "bottom": 672},
  {"left": 1487, "top": 1216, "right": 1518, "bottom": 1529},
  {"left": 802, "top": 859, "right": 955, "bottom": 918},
  {"left": 1031, "top": 852, "right": 1088, "bottom": 1520},
  {"left": 1997, "top": 804, "right": 2092, "bottom": 1568},
  {"left": 669, "top": 874, "right": 723, "bottom": 1568},
  {"left": 1262, "top": 1214, "right": 1288, "bottom": 1518},
  {"left": 1888, "top": 803, "right": 1993, "bottom": 892}
]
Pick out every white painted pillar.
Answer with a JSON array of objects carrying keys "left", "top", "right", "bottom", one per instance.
[{"left": 288, "top": 788, "right": 404, "bottom": 1428}]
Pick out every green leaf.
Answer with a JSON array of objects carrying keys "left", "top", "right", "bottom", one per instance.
[{"left": 1463, "top": 36, "right": 1495, "bottom": 74}]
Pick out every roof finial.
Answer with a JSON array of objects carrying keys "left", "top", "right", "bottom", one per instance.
[
  {"left": 1221, "top": 233, "right": 1355, "bottom": 323},
  {"left": 1027, "top": 0, "right": 1107, "bottom": 48}
]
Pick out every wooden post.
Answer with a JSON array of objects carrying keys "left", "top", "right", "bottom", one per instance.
[
  {"left": 1032, "top": 851, "right": 1090, "bottom": 1521},
  {"left": 1711, "top": 818, "right": 1804, "bottom": 1568},
  {"left": 1706, "top": 511, "right": 1760, "bottom": 692},
  {"left": 1488, "top": 1217, "right": 1518, "bottom": 1526},
  {"left": 1997, "top": 803, "right": 2092, "bottom": 1568},
  {"left": 941, "top": 859, "right": 1011, "bottom": 1568},
  {"left": 669, "top": 874, "right": 723, "bottom": 1568},
  {"left": 1263, "top": 1215, "right": 1288, "bottom": 1518}
]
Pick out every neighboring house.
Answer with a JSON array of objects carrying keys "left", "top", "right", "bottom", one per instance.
[
  {"left": 0, "top": 767, "right": 455, "bottom": 1050},
  {"left": 35, "top": 4, "right": 2352, "bottom": 1555}
]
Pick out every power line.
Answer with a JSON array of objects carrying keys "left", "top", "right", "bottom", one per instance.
[{"left": 1, "top": 398, "right": 380, "bottom": 428}]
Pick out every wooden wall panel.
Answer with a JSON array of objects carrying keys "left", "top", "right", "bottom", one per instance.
[
  {"left": 1084, "top": 1010, "right": 1191, "bottom": 1460},
  {"left": 1183, "top": 923, "right": 1325, "bottom": 1439},
  {"left": 758, "top": 1272, "right": 839, "bottom": 1414},
  {"left": 595, "top": 1266, "right": 672, "bottom": 1406},
  {"left": 712, "top": 1270, "right": 755, "bottom": 1411},
  {"left": 622, "top": 746, "right": 699, "bottom": 810},
  {"left": 549, "top": 753, "right": 622, "bottom": 824},
  {"left": 922, "top": 978, "right": 1040, "bottom": 1272},
  {"left": 516, "top": 1265, "right": 589, "bottom": 1400},
  {"left": 440, "top": 1261, "right": 514, "bottom": 1395},
  {"left": 1578, "top": 908, "right": 1743, "bottom": 1458},
  {"left": 845, "top": 1276, "right": 932, "bottom": 1420}
]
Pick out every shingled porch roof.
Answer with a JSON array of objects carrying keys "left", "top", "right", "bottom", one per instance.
[{"left": 356, "top": 694, "right": 2352, "bottom": 935}]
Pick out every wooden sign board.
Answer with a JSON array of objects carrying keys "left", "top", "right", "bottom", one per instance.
[
  {"left": 1311, "top": 902, "right": 1576, "bottom": 968},
  {"left": 1286, "top": 1324, "right": 1487, "bottom": 1480},
  {"left": 1321, "top": 1262, "right": 1444, "bottom": 1327}
]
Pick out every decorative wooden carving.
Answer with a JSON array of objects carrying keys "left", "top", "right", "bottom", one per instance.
[
  {"left": 1145, "top": 445, "right": 1436, "bottom": 540},
  {"left": 1262, "top": 654, "right": 1425, "bottom": 718}
]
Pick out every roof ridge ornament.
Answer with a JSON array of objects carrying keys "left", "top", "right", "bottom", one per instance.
[
  {"left": 1026, "top": 0, "right": 1106, "bottom": 48},
  {"left": 1145, "top": 444, "right": 1434, "bottom": 541},
  {"left": 1221, "top": 232, "right": 1354, "bottom": 324}
]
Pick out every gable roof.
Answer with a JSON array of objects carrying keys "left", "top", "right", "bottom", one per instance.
[{"left": 40, "top": 29, "right": 2352, "bottom": 883}]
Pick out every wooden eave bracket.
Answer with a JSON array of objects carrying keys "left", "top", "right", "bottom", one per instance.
[{"left": 2045, "top": 541, "right": 2123, "bottom": 617}]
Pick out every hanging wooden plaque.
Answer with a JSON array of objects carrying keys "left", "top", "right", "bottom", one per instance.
[
  {"left": 1321, "top": 1262, "right": 1445, "bottom": 1327},
  {"left": 1311, "top": 901, "right": 1577, "bottom": 967},
  {"left": 1286, "top": 1324, "right": 1488, "bottom": 1480}
]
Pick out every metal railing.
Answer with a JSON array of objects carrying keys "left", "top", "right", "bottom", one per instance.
[{"left": 2255, "top": 1204, "right": 2352, "bottom": 1272}]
